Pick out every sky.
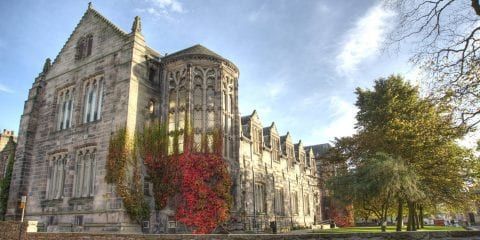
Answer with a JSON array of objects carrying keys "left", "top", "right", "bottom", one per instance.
[{"left": 0, "top": 0, "right": 429, "bottom": 146}]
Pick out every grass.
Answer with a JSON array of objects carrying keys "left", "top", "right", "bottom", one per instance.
[{"left": 311, "top": 225, "right": 466, "bottom": 233}]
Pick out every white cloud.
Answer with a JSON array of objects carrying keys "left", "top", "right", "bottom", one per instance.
[
  {"left": 314, "top": 96, "right": 357, "bottom": 141},
  {"left": 336, "top": 2, "right": 395, "bottom": 76},
  {"left": 137, "top": 0, "right": 184, "bottom": 19},
  {"left": 148, "top": 0, "right": 183, "bottom": 13},
  {"left": 0, "top": 83, "right": 13, "bottom": 93},
  {"left": 266, "top": 81, "right": 286, "bottom": 99}
]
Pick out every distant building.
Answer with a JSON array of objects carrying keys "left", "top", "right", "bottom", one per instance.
[
  {"left": 0, "top": 129, "right": 16, "bottom": 180},
  {"left": 7, "top": 4, "right": 325, "bottom": 233}
]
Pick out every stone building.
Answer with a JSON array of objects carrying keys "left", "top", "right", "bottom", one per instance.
[
  {"left": 0, "top": 129, "right": 16, "bottom": 181},
  {"left": 7, "top": 4, "right": 324, "bottom": 233}
]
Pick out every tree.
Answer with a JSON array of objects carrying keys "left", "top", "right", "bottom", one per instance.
[
  {"left": 327, "top": 75, "right": 476, "bottom": 231},
  {"left": 328, "top": 152, "right": 422, "bottom": 232},
  {"left": 386, "top": 0, "right": 480, "bottom": 129},
  {"left": 0, "top": 149, "right": 14, "bottom": 220}
]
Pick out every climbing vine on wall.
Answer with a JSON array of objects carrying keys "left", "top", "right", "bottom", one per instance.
[
  {"left": 330, "top": 200, "right": 354, "bottom": 227},
  {"left": 106, "top": 128, "right": 149, "bottom": 224},
  {"left": 107, "top": 122, "right": 232, "bottom": 233},
  {"left": 175, "top": 130, "right": 233, "bottom": 234},
  {"left": 0, "top": 148, "right": 15, "bottom": 220},
  {"left": 136, "top": 122, "right": 178, "bottom": 210}
]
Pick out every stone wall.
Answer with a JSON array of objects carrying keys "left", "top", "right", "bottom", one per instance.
[
  {"left": 1, "top": 221, "right": 479, "bottom": 240},
  {"left": 0, "top": 221, "right": 27, "bottom": 240},
  {"left": 23, "top": 231, "right": 480, "bottom": 240}
]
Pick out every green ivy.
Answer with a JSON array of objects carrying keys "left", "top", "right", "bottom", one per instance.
[
  {"left": 106, "top": 129, "right": 150, "bottom": 224},
  {"left": 0, "top": 149, "right": 15, "bottom": 220}
]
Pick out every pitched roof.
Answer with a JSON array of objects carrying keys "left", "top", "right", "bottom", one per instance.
[
  {"left": 163, "top": 44, "right": 224, "bottom": 60},
  {"left": 241, "top": 115, "right": 251, "bottom": 125},
  {"left": 51, "top": 4, "right": 129, "bottom": 65},
  {"left": 305, "top": 143, "right": 331, "bottom": 158}
]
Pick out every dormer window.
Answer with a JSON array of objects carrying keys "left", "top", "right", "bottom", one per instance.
[{"left": 75, "top": 34, "right": 93, "bottom": 60}]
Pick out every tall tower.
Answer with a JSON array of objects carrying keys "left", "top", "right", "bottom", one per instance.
[{"left": 161, "top": 45, "right": 240, "bottom": 166}]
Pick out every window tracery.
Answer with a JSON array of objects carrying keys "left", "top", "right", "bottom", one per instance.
[
  {"left": 46, "top": 153, "right": 67, "bottom": 200},
  {"left": 83, "top": 76, "right": 104, "bottom": 123},
  {"left": 75, "top": 34, "right": 93, "bottom": 60},
  {"left": 73, "top": 148, "right": 96, "bottom": 198},
  {"left": 56, "top": 87, "right": 75, "bottom": 131}
]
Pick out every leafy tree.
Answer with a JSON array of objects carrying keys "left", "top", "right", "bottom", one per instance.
[
  {"left": 328, "top": 152, "right": 422, "bottom": 232},
  {"left": 386, "top": 0, "right": 480, "bottom": 129},
  {"left": 327, "top": 75, "right": 476, "bottom": 231}
]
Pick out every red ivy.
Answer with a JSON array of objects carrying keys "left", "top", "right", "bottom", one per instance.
[
  {"left": 138, "top": 123, "right": 232, "bottom": 234},
  {"left": 330, "top": 201, "right": 354, "bottom": 227},
  {"left": 175, "top": 150, "right": 232, "bottom": 234}
]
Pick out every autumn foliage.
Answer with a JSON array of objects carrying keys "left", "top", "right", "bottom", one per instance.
[
  {"left": 175, "top": 131, "right": 233, "bottom": 234},
  {"left": 106, "top": 129, "right": 150, "bottom": 224},
  {"left": 330, "top": 200, "right": 354, "bottom": 227},
  {"left": 107, "top": 122, "right": 232, "bottom": 234}
]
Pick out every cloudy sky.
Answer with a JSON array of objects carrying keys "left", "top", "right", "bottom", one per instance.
[{"left": 0, "top": 0, "right": 421, "bottom": 145}]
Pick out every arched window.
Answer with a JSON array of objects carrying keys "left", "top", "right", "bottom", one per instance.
[
  {"left": 86, "top": 34, "right": 93, "bottom": 57},
  {"left": 148, "top": 100, "right": 155, "bottom": 115},
  {"left": 83, "top": 78, "right": 104, "bottom": 123},
  {"left": 46, "top": 154, "right": 66, "bottom": 200},
  {"left": 74, "top": 149, "right": 96, "bottom": 198},
  {"left": 57, "top": 88, "right": 75, "bottom": 131},
  {"left": 76, "top": 34, "right": 93, "bottom": 60}
]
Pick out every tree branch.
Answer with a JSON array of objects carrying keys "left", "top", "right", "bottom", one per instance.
[{"left": 472, "top": 0, "right": 480, "bottom": 16}]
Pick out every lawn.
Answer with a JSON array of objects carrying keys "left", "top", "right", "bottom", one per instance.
[{"left": 312, "top": 225, "right": 465, "bottom": 233}]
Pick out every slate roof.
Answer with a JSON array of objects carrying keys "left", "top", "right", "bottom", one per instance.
[
  {"left": 305, "top": 143, "right": 332, "bottom": 158},
  {"left": 163, "top": 44, "right": 224, "bottom": 60}
]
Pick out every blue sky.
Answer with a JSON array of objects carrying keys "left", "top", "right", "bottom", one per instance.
[{"left": 0, "top": 0, "right": 421, "bottom": 145}]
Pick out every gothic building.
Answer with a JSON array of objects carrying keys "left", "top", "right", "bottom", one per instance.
[{"left": 7, "top": 4, "right": 325, "bottom": 233}]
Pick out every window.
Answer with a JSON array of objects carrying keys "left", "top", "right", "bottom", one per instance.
[
  {"left": 254, "top": 183, "right": 266, "bottom": 213},
  {"left": 252, "top": 127, "right": 262, "bottom": 154},
  {"left": 110, "top": 198, "right": 122, "bottom": 209},
  {"left": 57, "top": 88, "right": 75, "bottom": 131},
  {"left": 148, "top": 100, "right": 155, "bottom": 115},
  {"left": 148, "top": 67, "right": 156, "bottom": 82},
  {"left": 292, "top": 192, "right": 299, "bottom": 215},
  {"left": 144, "top": 182, "right": 150, "bottom": 196},
  {"left": 46, "top": 154, "right": 67, "bottom": 200},
  {"left": 74, "top": 149, "right": 96, "bottom": 198},
  {"left": 75, "top": 34, "right": 93, "bottom": 60},
  {"left": 305, "top": 194, "right": 310, "bottom": 215},
  {"left": 274, "top": 188, "right": 285, "bottom": 215},
  {"left": 83, "top": 78, "right": 104, "bottom": 123},
  {"left": 74, "top": 216, "right": 84, "bottom": 226},
  {"left": 272, "top": 138, "right": 279, "bottom": 162}
]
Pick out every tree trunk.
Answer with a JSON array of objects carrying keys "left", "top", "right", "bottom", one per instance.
[
  {"left": 414, "top": 203, "right": 420, "bottom": 230},
  {"left": 407, "top": 201, "right": 416, "bottom": 231},
  {"left": 407, "top": 201, "right": 411, "bottom": 231},
  {"left": 419, "top": 205, "right": 424, "bottom": 228},
  {"left": 412, "top": 202, "right": 417, "bottom": 231},
  {"left": 396, "top": 199, "right": 403, "bottom": 232}
]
